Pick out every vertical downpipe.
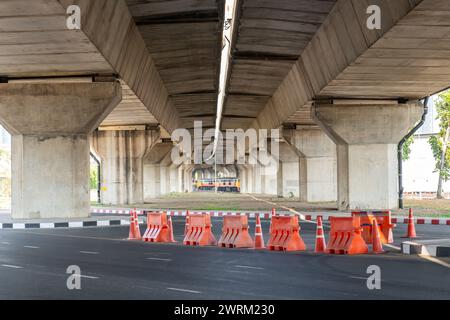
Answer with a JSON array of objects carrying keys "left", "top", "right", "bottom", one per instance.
[{"left": 398, "top": 97, "right": 429, "bottom": 209}]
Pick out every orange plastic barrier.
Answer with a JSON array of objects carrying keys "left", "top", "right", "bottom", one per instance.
[
  {"left": 267, "top": 215, "right": 306, "bottom": 251},
  {"left": 183, "top": 214, "right": 217, "bottom": 246},
  {"left": 351, "top": 211, "right": 395, "bottom": 244},
  {"left": 143, "top": 212, "right": 176, "bottom": 243},
  {"left": 218, "top": 215, "right": 254, "bottom": 248},
  {"left": 327, "top": 217, "right": 368, "bottom": 255}
]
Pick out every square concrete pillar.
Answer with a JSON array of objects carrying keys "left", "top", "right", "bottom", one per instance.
[
  {"left": 91, "top": 129, "right": 159, "bottom": 205},
  {"left": 284, "top": 127, "right": 337, "bottom": 203},
  {"left": 0, "top": 82, "right": 121, "bottom": 218},
  {"left": 313, "top": 101, "right": 423, "bottom": 210}
]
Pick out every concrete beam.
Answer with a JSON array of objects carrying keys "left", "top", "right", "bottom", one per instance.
[
  {"left": 59, "top": 0, "right": 181, "bottom": 133},
  {"left": 251, "top": 0, "right": 445, "bottom": 129}
]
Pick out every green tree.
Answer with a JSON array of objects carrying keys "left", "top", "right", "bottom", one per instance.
[
  {"left": 429, "top": 90, "right": 450, "bottom": 198},
  {"left": 89, "top": 167, "right": 98, "bottom": 190},
  {"left": 402, "top": 136, "right": 414, "bottom": 161}
]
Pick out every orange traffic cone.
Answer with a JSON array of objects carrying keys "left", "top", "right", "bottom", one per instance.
[
  {"left": 128, "top": 210, "right": 141, "bottom": 240},
  {"left": 168, "top": 215, "right": 177, "bottom": 243},
  {"left": 372, "top": 219, "right": 384, "bottom": 254},
  {"left": 402, "top": 208, "right": 417, "bottom": 238},
  {"left": 184, "top": 210, "right": 190, "bottom": 236},
  {"left": 254, "top": 215, "right": 265, "bottom": 249},
  {"left": 314, "top": 216, "right": 326, "bottom": 253}
]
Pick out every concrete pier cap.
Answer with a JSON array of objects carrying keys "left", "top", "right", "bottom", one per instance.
[
  {"left": 0, "top": 82, "right": 122, "bottom": 219},
  {"left": 312, "top": 100, "right": 424, "bottom": 211}
]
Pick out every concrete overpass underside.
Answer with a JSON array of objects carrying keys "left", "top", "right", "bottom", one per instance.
[{"left": 0, "top": 0, "right": 449, "bottom": 218}]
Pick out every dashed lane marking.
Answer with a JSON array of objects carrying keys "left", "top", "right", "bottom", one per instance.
[
  {"left": 248, "top": 195, "right": 315, "bottom": 224},
  {"left": 167, "top": 287, "right": 201, "bottom": 294},
  {"left": 20, "top": 231, "right": 122, "bottom": 242},
  {"left": 1, "top": 242, "right": 10, "bottom": 245},
  {"left": 147, "top": 257, "right": 172, "bottom": 262},
  {"left": 24, "top": 246, "right": 39, "bottom": 249},
  {"left": 235, "top": 265, "right": 264, "bottom": 270},
  {"left": 1, "top": 264, "right": 23, "bottom": 269},
  {"left": 79, "top": 251, "right": 99, "bottom": 255}
]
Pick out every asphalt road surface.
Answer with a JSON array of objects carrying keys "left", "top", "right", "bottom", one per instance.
[{"left": 0, "top": 218, "right": 449, "bottom": 299}]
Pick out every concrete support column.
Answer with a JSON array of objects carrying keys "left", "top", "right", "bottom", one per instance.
[
  {"left": 91, "top": 129, "right": 159, "bottom": 205},
  {"left": 169, "top": 164, "right": 179, "bottom": 193},
  {"left": 313, "top": 101, "right": 423, "bottom": 210},
  {"left": 238, "top": 165, "right": 247, "bottom": 193},
  {"left": 0, "top": 82, "right": 121, "bottom": 218},
  {"left": 245, "top": 165, "right": 254, "bottom": 193},
  {"left": 284, "top": 127, "right": 337, "bottom": 202},
  {"left": 142, "top": 141, "right": 173, "bottom": 200}
]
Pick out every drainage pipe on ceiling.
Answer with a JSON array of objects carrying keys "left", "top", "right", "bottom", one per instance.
[{"left": 207, "top": 0, "right": 238, "bottom": 163}]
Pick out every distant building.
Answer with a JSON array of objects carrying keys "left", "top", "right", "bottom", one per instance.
[
  {"left": 0, "top": 125, "right": 10, "bottom": 150},
  {"left": 403, "top": 95, "right": 450, "bottom": 198}
]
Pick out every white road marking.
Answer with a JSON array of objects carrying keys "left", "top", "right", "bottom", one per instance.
[
  {"left": 167, "top": 287, "right": 201, "bottom": 294},
  {"left": 234, "top": 265, "right": 264, "bottom": 270},
  {"left": 147, "top": 257, "right": 172, "bottom": 262},
  {"left": 418, "top": 254, "right": 450, "bottom": 269},
  {"left": 248, "top": 195, "right": 315, "bottom": 224},
  {"left": 1, "top": 242, "right": 10, "bottom": 245},
  {"left": 1, "top": 264, "right": 23, "bottom": 269},
  {"left": 24, "top": 246, "right": 39, "bottom": 249},
  {"left": 348, "top": 276, "right": 367, "bottom": 280},
  {"left": 73, "top": 274, "right": 99, "bottom": 279},
  {"left": 79, "top": 251, "right": 99, "bottom": 255},
  {"left": 385, "top": 244, "right": 401, "bottom": 251}
]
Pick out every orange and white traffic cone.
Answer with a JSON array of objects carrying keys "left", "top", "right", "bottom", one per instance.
[
  {"left": 372, "top": 219, "right": 384, "bottom": 254},
  {"left": 314, "top": 216, "right": 326, "bottom": 253},
  {"left": 168, "top": 215, "right": 177, "bottom": 243},
  {"left": 254, "top": 215, "right": 265, "bottom": 249},
  {"left": 128, "top": 210, "right": 141, "bottom": 240},
  {"left": 402, "top": 208, "right": 417, "bottom": 238},
  {"left": 184, "top": 210, "right": 190, "bottom": 236},
  {"left": 134, "top": 210, "right": 141, "bottom": 240}
]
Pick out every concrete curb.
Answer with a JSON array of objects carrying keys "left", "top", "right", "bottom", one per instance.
[
  {"left": 0, "top": 219, "right": 132, "bottom": 230},
  {"left": 91, "top": 208, "right": 450, "bottom": 225},
  {"left": 401, "top": 240, "right": 450, "bottom": 257}
]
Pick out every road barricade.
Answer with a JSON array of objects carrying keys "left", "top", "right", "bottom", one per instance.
[
  {"left": 327, "top": 217, "right": 368, "bottom": 255},
  {"left": 351, "top": 211, "right": 395, "bottom": 244},
  {"left": 267, "top": 215, "right": 306, "bottom": 251},
  {"left": 218, "top": 215, "right": 254, "bottom": 248},
  {"left": 183, "top": 214, "right": 217, "bottom": 246},
  {"left": 143, "top": 212, "right": 176, "bottom": 243}
]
